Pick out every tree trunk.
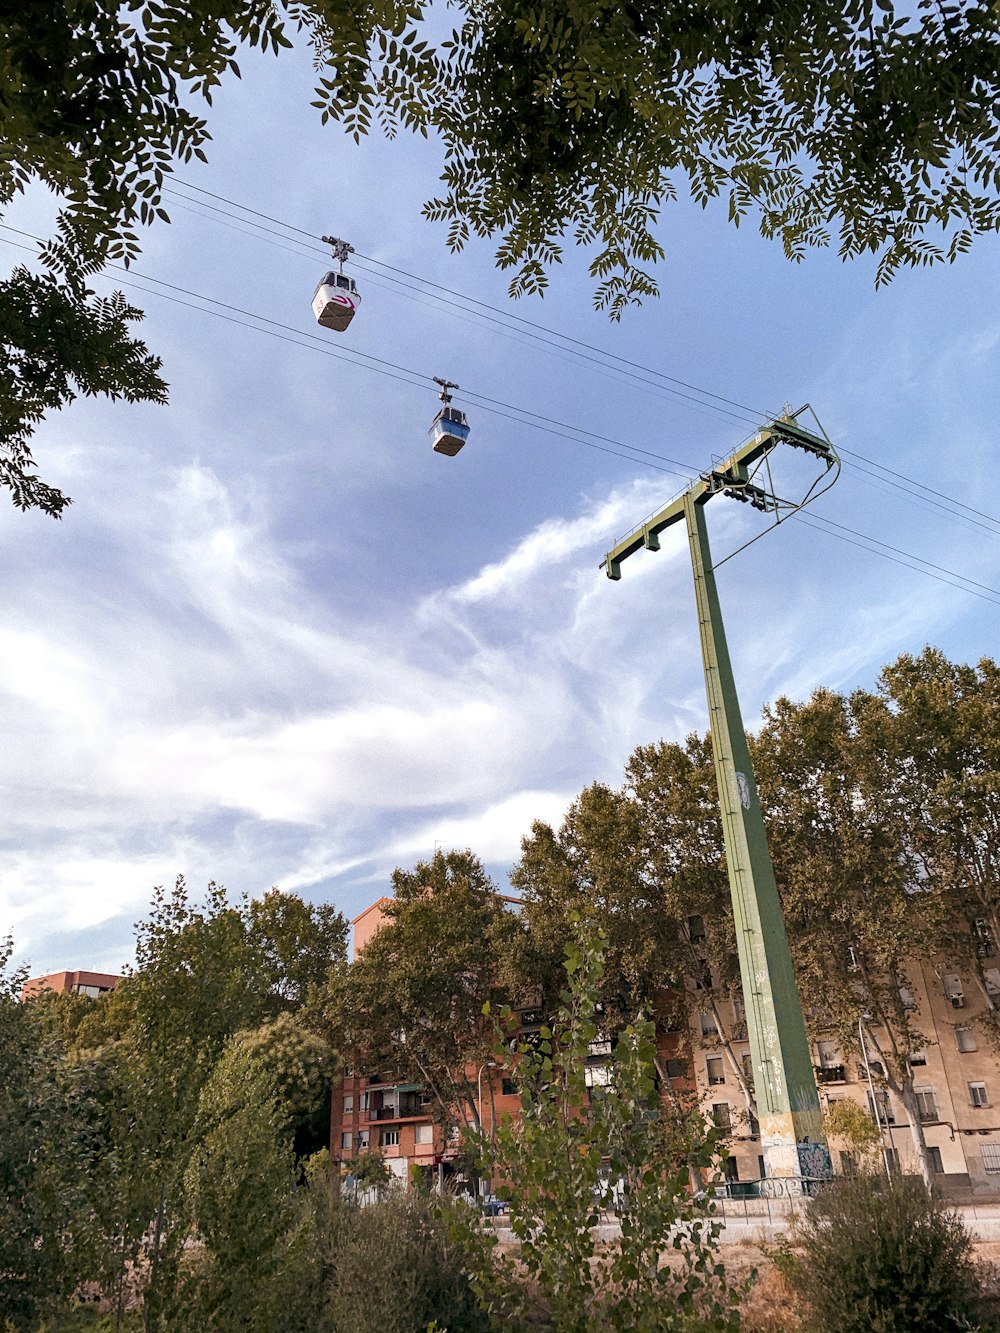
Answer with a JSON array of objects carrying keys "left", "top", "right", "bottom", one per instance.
[{"left": 894, "top": 1077, "right": 934, "bottom": 1187}]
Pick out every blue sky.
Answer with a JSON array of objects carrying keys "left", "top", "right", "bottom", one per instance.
[{"left": 3, "top": 41, "right": 998, "bottom": 975}]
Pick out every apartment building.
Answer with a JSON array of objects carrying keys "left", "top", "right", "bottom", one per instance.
[
  {"left": 335, "top": 895, "right": 1000, "bottom": 1196},
  {"left": 21, "top": 968, "right": 120, "bottom": 1001},
  {"left": 696, "top": 956, "right": 1000, "bottom": 1196},
  {"left": 332, "top": 896, "right": 695, "bottom": 1185}
]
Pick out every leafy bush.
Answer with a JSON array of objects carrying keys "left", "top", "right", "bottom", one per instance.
[
  {"left": 787, "top": 1175, "right": 986, "bottom": 1332},
  {"left": 331, "top": 1193, "right": 480, "bottom": 1333},
  {"left": 299, "top": 1158, "right": 480, "bottom": 1333}
]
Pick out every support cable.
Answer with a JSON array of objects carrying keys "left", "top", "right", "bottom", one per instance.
[
  {"left": 163, "top": 180, "right": 1000, "bottom": 532},
  {"left": 2, "top": 227, "right": 996, "bottom": 605}
]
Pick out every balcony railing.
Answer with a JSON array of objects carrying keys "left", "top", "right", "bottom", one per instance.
[{"left": 372, "top": 1100, "right": 423, "bottom": 1122}]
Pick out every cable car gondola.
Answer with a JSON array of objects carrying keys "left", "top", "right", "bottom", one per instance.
[
  {"left": 430, "top": 378, "right": 470, "bottom": 456},
  {"left": 312, "top": 236, "right": 360, "bottom": 333}
]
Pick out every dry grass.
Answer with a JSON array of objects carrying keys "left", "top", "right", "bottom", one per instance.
[{"left": 726, "top": 1240, "right": 1000, "bottom": 1332}]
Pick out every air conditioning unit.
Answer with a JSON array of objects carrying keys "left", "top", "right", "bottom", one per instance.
[{"left": 951, "top": 994, "right": 966, "bottom": 1009}]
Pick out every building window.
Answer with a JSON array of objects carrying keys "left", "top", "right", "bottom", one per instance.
[
  {"left": 927, "top": 1146, "right": 945, "bottom": 1174},
  {"left": 723, "top": 1155, "right": 739, "bottom": 1182},
  {"left": 817, "top": 1040, "right": 839, "bottom": 1068},
  {"left": 700, "top": 1011, "right": 718, "bottom": 1037},
  {"left": 956, "top": 1027, "right": 978, "bottom": 1053},
  {"left": 711, "top": 1103, "right": 731, "bottom": 1132},
  {"left": 915, "top": 1087, "right": 939, "bottom": 1122},
  {"left": 884, "top": 1147, "right": 900, "bottom": 1175},
  {"left": 688, "top": 914, "right": 706, "bottom": 944},
  {"left": 502, "top": 1078, "right": 519, "bottom": 1096},
  {"left": 943, "top": 974, "right": 966, "bottom": 1008},
  {"left": 360, "top": 1092, "right": 369, "bottom": 1111},
  {"left": 340, "top": 1132, "right": 352, "bottom": 1151},
  {"left": 976, "top": 920, "right": 996, "bottom": 957},
  {"left": 867, "top": 1089, "right": 894, "bottom": 1124},
  {"left": 665, "top": 1058, "right": 688, "bottom": 1079},
  {"left": 379, "top": 1129, "right": 399, "bottom": 1147},
  {"left": 358, "top": 1130, "right": 369, "bottom": 1150},
  {"left": 415, "top": 1123, "right": 434, "bottom": 1144},
  {"left": 970, "top": 1082, "right": 990, "bottom": 1108},
  {"left": 741, "top": 1052, "right": 754, "bottom": 1089},
  {"left": 342, "top": 1096, "right": 354, "bottom": 1114},
  {"left": 985, "top": 968, "right": 1000, "bottom": 995},
  {"left": 898, "top": 984, "right": 917, "bottom": 1010},
  {"left": 982, "top": 1144, "right": 1000, "bottom": 1173},
  {"left": 706, "top": 1057, "right": 725, "bottom": 1086},
  {"left": 908, "top": 1048, "right": 927, "bottom": 1066}
]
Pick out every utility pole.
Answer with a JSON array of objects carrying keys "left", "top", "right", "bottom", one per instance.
[{"left": 602, "top": 409, "right": 838, "bottom": 1180}]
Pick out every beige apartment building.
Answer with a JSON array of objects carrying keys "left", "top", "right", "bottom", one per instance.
[{"left": 699, "top": 956, "right": 1000, "bottom": 1195}]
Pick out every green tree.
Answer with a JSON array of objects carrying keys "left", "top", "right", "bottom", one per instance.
[
  {"left": 513, "top": 749, "right": 756, "bottom": 1130},
  {"left": 78, "top": 878, "right": 345, "bottom": 1328},
  {"left": 236, "top": 1011, "right": 338, "bottom": 1157},
  {"left": 753, "top": 686, "right": 941, "bottom": 1185},
  {"left": 626, "top": 735, "right": 755, "bottom": 1115},
  {"left": 0, "top": 270, "right": 166, "bottom": 516},
  {"left": 0, "top": 941, "right": 104, "bottom": 1329},
  {"left": 855, "top": 650, "right": 1000, "bottom": 1047},
  {"left": 343, "top": 1146, "right": 392, "bottom": 1191},
  {"left": 248, "top": 889, "right": 349, "bottom": 1010},
  {"left": 316, "top": 850, "right": 518, "bottom": 1130},
  {"left": 179, "top": 1044, "right": 300, "bottom": 1333},
  {"left": 511, "top": 782, "right": 678, "bottom": 1026},
  {"left": 0, "top": 0, "right": 371, "bottom": 514},
  {"left": 823, "top": 1098, "right": 885, "bottom": 1173},
  {"left": 462, "top": 924, "right": 743, "bottom": 1332},
  {"left": 786, "top": 1175, "right": 985, "bottom": 1332}
]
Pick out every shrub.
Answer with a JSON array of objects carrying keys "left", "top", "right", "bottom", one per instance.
[
  {"left": 317, "top": 1184, "right": 481, "bottom": 1333},
  {"left": 787, "top": 1175, "right": 986, "bottom": 1333}
]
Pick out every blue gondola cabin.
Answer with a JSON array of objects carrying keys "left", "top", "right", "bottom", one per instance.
[{"left": 430, "top": 405, "right": 471, "bottom": 456}]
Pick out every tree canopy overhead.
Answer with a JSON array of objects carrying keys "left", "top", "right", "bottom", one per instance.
[
  {"left": 415, "top": 0, "right": 1000, "bottom": 318},
  {"left": 3, "top": 0, "right": 1000, "bottom": 512}
]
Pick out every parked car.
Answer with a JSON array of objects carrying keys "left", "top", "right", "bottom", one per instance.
[{"left": 481, "top": 1194, "right": 509, "bottom": 1216}]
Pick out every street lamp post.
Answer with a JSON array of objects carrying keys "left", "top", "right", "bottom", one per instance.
[{"left": 858, "top": 1017, "right": 894, "bottom": 1180}]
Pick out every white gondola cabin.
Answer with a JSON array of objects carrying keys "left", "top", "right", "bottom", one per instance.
[
  {"left": 430, "top": 404, "right": 470, "bottom": 456},
  {"left": 312, "top": 270, "right": 361, "bottom": 332}
]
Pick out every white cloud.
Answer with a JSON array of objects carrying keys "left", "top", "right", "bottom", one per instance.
[
  {"left": 388, "top": 788, "right": 576, "bottom": 865},
  {"left": 437, "top": 479, "right": 671, "bottom": 605}
]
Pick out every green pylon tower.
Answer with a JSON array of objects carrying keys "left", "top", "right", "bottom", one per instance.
[{"left": 603, "top": 411, "right": 838, "bottom": 1179}]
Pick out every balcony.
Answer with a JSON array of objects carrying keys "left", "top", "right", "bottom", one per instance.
[
  {"left": 372, "top": 1097, "right": 423, "bottom": 1122},
  {"left": 815, "top": 1065, "right": 846, "bottom": 1084}
]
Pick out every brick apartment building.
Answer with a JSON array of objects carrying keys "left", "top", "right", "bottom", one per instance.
[
  {"left": 21, "top": 969, "right": 120, "bottom": 1001},
  {"left": 331, "top": 898, "right": 694, "bottom": 1190}
]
